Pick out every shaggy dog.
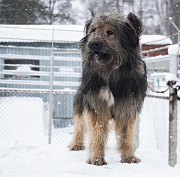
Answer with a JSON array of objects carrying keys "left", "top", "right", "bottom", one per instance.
[{"left": 69, "top": 11, "right": 147, "bottom": 165}]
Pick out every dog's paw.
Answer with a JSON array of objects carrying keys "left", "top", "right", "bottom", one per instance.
[
  {"left": 68, "top": 143, "right": 85, "bottom": 151},
  {"left": 87, "top": 157, "right": 107, "bottom": 166},
  {"left": 120, "top": 156, "right": 141, "bottom": 164}
]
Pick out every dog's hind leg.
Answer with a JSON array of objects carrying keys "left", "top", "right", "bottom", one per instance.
[
  {"left": 68, "top": 112, "right": 85, "bottom": 151},
  {"left": 115, "top": 115, "right": 141, "bottom": 163},
  {"left": 85, "top": 110, "right": 109, "bottom": 166}
]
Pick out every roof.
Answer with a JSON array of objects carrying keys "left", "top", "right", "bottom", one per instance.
[
  {"left": 0, "top": 25, "right": 84, "bottom": 43},
  {"left": 140, "top": 35, "right": 173, "bottom": 45},
  {"left": 0, "top": 25, "right": 173, "bottom": 45}
]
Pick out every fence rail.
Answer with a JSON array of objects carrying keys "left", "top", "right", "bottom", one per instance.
[{"left": 0, "top": 54, "right": 82, "bottom": 61}]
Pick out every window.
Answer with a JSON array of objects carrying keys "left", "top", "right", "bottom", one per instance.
[{"left": 4, "top": 59, "right": 39, "bottom": 79}]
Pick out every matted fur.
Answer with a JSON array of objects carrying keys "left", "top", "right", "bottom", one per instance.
[{"left": 69, "top": 11, "right": 147, "bottom": 165}]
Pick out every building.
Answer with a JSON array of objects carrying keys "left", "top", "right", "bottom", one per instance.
[{"left": 140, "top": 35, "right": 173, "bottom": 57}]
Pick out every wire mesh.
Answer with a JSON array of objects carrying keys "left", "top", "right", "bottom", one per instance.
[
  {"left": 0, "top": 91, "right": 75, "bottom": 146},
  {"left": 1, "top": 90, "right": 179, "bottom": 163},
  {"left": 140, "top": 96, "right": 180, "bottom": 163}
]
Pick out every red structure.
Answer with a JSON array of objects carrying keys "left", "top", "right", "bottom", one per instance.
[{"left": 140, "top": 35, "right": 173, "bottom": 57}]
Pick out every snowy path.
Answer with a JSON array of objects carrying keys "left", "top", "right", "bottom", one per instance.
[{"left": 0, "top": 133, "right": 180, "bottom": 177}]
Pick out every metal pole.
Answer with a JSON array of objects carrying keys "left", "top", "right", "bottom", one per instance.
[
  {"left": 169, "top": 17, "right": 179, "bottom": 31},
  {"left": 178, "top": 31, "right": 180, "bottom": 67},
  {"left": 167, "top": 81, "right": 178, "bottom": 167},
  {"left": 134, "top": 114, "right": 139, "bottom": 149},
  {"left": 48, "top": 28, "right": 54, "bottom": 144}
]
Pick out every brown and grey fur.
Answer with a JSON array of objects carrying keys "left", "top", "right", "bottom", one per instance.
[{"left": 69, "top": 11, "right": 147, "bottom": 165}]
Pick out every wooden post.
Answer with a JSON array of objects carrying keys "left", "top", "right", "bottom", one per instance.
[{"left": 168, "top": 81, "right": 178, "bottom": 167}]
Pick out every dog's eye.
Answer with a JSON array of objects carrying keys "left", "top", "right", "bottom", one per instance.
[
  {"left": 107, "top": 31, "right": 113, "bottom": 35},
  {"left": 92, "top": 28, "right": 96, "bottom": 32}
]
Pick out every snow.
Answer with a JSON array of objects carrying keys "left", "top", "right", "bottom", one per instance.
[
  {"left": 140, "top": 35, "right": 173, "bottom": 45},
  {"left": 0, "top": 25, "right": 84, "bottom": 42},
  {"left": 0, "top": 25, "right": 173, "bottom": 47},
  {"left": 168, "top": 44, "right": 180, "bottom": 55},
  {"left": 0, "top": 97, "right": 47, "bottom": 144},
  {"left": 16, "top": 65, "right": 32, "bottom": 72},
  {"left": 144, "top": 54, "right": 170, "bottom": 63},
  {"left": 0, "top": 97, "right": 180, "bottom": 177},
  {"left": 165, "top": 73, "right": 179, "bottom": 82},
  {"left": 151, "top": 72, "right": 179, "bottom": 82}
]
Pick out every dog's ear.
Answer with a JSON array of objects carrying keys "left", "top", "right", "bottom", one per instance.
[
  {"left": 127, "top": 13, "right": 143, "bottom": 37},
  {"left": 123, "top": 13, "right": 143, "bottom": 49}
]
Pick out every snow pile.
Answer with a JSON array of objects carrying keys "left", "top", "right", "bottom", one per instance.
[{"left": 16, "top": 65, "right": 32, "bottom": 72}]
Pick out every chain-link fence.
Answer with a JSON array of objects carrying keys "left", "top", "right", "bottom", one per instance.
[
  {"left": 0, "top": 90, "right": 75, "bottom": 146},
  {"left": 140, "top": 96, "right": 180, "bottom": 163},
  {"left": 0, "top": 26, "right": 82, "bottom": 146},
  {"left": 0, "top": 90, "right": 179, "bottom": 163}
]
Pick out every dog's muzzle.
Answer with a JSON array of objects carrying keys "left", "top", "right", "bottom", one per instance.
[
  {"left": 90, "top": 40, "right": 112, "bottom": 66},
  {"left": 91, "top": 40, "right": 103, "bottom": 51}
]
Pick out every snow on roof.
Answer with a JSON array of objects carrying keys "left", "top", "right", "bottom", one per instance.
[
  {"left": 0, "top": 25, "right": 84, "bottom": 43},
  {"left": 0, "top": 25, "right": 173, "bottom": 45},
  {"left": 140, "top": 35, "right": 173, "bottom": 45}
]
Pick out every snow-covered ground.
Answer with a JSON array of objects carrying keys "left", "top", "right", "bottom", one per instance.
[{"left": 0, "top": 97, "right": 180, "bottom": 177}]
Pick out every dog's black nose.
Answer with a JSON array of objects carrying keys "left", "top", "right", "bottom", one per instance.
[{"left": 91, "top": 40, "right": 102, "bottom": 50}]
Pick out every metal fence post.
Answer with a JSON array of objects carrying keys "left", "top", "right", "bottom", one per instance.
[
  {"left": 48, "top": 28, "right": 54, "bottom": 144},
  {"left": 167, "top": 81, "right": 178, "bottom": 167},
  {"left": 134, "top": 114, "right": 139, "bottom": 149},
  {"left": 169, "top": 17, "right": 180, "bottom": 73}
]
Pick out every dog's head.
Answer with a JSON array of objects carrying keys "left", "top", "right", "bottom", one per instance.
[{"left": 79, "top": 11, "right": 143, "bottom": 69}]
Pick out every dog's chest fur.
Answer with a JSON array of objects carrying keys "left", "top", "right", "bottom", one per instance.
[{"left": 99, "top": 86, "right": 114, "bottom": 107}]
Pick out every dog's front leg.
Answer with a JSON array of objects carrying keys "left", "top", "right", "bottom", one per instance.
[{"left": 85, "top": 110, "right": 109, "bottom": 166}]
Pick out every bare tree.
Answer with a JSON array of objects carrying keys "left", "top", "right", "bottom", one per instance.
[
  {"left": 116, "top": 0, "right": 120, "bottom": 13},
  {"left": 166, "top": 0, "right": 180, "bottom": 43},
  {"left": 44, "top": 0, "right": 76, "bottom": 24},
  {"left": 48, "top": 0, "right": 56, "bottom": 24},
  {"left": 0, "top": 0, "right": 47, "bottom": 24}
]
